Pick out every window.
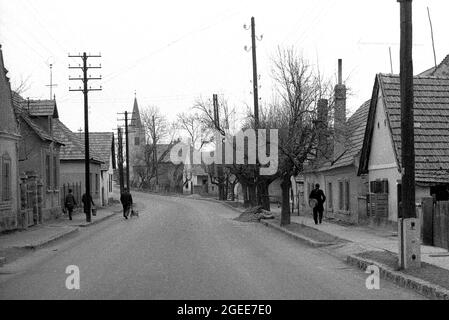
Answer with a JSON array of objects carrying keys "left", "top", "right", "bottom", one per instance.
[
  {"left": 339, "top": 181, "right": 344, "bottom": 210},
  {"left": 53, "top": 156, "right": 58, "bottom": 189},
  {"left": 345, "top": 180, "right": 350, "bottom": 211},
  {"left": 45, "top": 154, "right": 51, "bottom": 190},
  {"left": 135, "top": 137, "right": 140, "bottom": 146},
  {"left": 328, "top": 182, "right": 333, "bottom": 209},
  {"left": 2, "top": 155, "right": 12, "bottom": 201}
]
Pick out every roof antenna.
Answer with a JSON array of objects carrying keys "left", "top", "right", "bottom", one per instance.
[
  {"left": 389, "top": 47, "right": 394, "bottom": 74},
  {"left": 427, "top": 7, "right": 438, "bottom": 73}
]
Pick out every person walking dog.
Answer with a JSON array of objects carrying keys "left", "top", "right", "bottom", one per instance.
[
  {"left": 120, "top": 188, "right": 133, "bottom": 219},
  {"left": 309, "top": 183, "right": 326, "bottom": 225},
  {"left": 64, "top": 189, "right": 77, "bottom": 220}
]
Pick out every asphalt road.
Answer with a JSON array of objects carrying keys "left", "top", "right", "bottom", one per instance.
[{"left": 0, "top": 192, "right": 425, "bottom": 300}]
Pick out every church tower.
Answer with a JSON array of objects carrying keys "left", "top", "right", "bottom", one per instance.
[{"left": 128, "top": 95, "right": 146, "bottom": 186}]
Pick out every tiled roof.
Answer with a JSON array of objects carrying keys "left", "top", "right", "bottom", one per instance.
[
  {"left": 88, "top": 132, "right": 115, "bottom": 170},
  {"left": 13, "top": 97, "right": 58, "bottom": 118},
  {"left": 308, "top": 100, "right": 370, "bottom": 172},
  {"left": 360, "top": 73, "right": 449, "bottom": 184},
  {"left": 53, "top": 119, "right": 103, "bottom": 163},
  {"left": 0, "top": 47, "right": 20, "bottom": 136},
  {"left": 330, "top": 100, "right": 371, "bottom": 169},
  {"left": 11, "top": 92, "right": 64, "bottom": 145},
  {"left": 418, "top": 54, "right": 449, "bottom": 77}
]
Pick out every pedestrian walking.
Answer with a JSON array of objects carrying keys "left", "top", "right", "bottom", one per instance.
[
  {"left": 120, "top": 188, "right": 133, "bottom": 219},
  {"left": 64, "top": 189, "right": 77, "bottom": 220},
  {"left": 81, "top": 192, "right": 95, "bottom": 218},
  {"left": 309, "top": 183, "right": 326, "bottom": 225}
]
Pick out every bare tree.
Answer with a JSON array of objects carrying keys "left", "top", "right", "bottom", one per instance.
[
  {"left": 136, "top": 105, "right": 179, "bottom": 189},
  {"left": 269, "top": 47, "right": 334, "bottom": 225}
]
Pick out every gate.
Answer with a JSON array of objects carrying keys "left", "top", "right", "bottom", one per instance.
[
  {"left": 421, "top": 198, "right": 449, "bottom": 249},
  {"left": 367, "top": 193, "right": 389, "bottom": 218}
]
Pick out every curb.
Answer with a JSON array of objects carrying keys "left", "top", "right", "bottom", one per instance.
[
  {"left": 76, "top": 212, "right": 117, "bottom": 228},
  {"left": 20, "top": 227, "right": 80, "bottom": 250},
  {"left": 260, "top": 219, "right": 333, "bottom": 247},
  {"left": 347, "top": 254, "right": 449, "bottom": 300}
]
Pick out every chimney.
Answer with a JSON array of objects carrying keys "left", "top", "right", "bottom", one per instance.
[
  {"left": 317, "top": 99, "right": 329, "bottom": 158},
  {"left": 334, "top": 59, "right": 347, "bottom": 159}
]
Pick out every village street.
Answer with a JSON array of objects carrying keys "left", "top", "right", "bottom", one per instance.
[{"left": 0, "top": 192, "right": 424, "bottom": 300}]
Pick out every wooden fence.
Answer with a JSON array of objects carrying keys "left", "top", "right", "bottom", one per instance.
[
  {"left": 60, "top": 182, "right": 82, "bottom": 208},
  {"left": 434, "top": 201, "right": 449, "bottom": 250}
]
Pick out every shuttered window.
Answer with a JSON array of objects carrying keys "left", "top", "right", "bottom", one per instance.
[{"left": 2, "top": 156, "right": 11, "bottom": 201}]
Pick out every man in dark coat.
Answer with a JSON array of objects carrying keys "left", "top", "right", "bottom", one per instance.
[
  {"left": 120, "top": 188, "right": 133, "bottom": 219},
  {"left": 309, "top": 183, "right": 326, "bottom": 224},
  {"left": 81, "top": 193, "right": 95, "bottom": 218},
  {"left": 64, "top": 189, "right": 77, "bottom": 220}
]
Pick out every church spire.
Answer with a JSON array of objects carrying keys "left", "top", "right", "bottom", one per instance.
[{"left": 131, "top": 93, "right": 141, "bottom": 128}]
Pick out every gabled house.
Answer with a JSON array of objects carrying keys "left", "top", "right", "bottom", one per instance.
[
  {"left": 53, "top": 119, "right": 104, "bottom": 204},
  {"left": 303, "top": 60, "right": 371, "bottom": 224},
  {"left": 89, "top": 132, "right": 116, "bottom": 206},
  {"left": 13, "top": 94, "right": 65, "bottom": 225},
  {"left": 0, "top": 46, "right": 21, "bottom": 232},
  {"left": 358, "top": 73, "right": 449, "bottom": 225}
]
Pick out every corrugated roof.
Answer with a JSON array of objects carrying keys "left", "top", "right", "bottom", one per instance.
[
  {"left": 359, "top": 73, "right": 449, "bottom": 184},
  {"left": 53, "top": 119, "right": 103, "bottom": 163}
]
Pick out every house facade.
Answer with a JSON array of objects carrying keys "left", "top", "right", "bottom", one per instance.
[
  {"left": 303, "top": 61, "right": 370, "bottom": 224},
  {"left": 13, "top": 94, "right": 64, "bottom": 225},
  {"left": 358, "top": 73, "right": 449, "bottom": 225},
  {"left": 0, "top": 46, "right": 21, "bottom": 232},
  {"left": 53, "top": 119, "right": 103, "bottom": 204},
  {"left": 89, "top": 132, "right": 116, "bottom": 206}
]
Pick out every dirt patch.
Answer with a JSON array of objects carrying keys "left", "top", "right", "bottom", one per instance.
[
  {"left": 234, "top": 206, "right": 275, "bottom": 222},
  {"left": 356, "top": 250, "right": 449, "bottom": 290}
]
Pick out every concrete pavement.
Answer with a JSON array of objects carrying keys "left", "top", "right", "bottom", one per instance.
[{"left": 0, "top": 191, "right": 425, "bottom": 299}]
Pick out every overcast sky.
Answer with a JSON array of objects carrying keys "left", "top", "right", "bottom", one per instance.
[{"left": 1, "top": 0, "right": 448, "bottom": 133}]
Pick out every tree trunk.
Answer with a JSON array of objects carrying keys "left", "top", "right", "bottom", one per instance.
[
  {"left": 280, "top": 174, "right": 292, "bottom": 225},
  {"left": 230, "top": 183, "right": 235, "bottom": 201},
  {"left": 257, "top": 181, "right": 270, "bottom": 211},
  {"left": 248, "top": 183, "right": 257, "bottom": 207}
]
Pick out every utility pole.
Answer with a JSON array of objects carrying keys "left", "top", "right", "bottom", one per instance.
[
  {"left": 250, "top": 17, "right": 259, "bottom": 129},
  {"left": 69, "top": 52, "right": 102, "bottom": 223},
  {"left": 398, "top": 0, "right": 420, "bottom": 269},
  {"left": 117, "top": 127, "right": 125, "bottom": 193},
  {"left": 117, "top": 111, "right": 135, "bottom": 190},
  {"left": 46, "top": 63, "right": 58, "bottom": 100},
  {"left": 152, "top": 115, "right": 159, "bottom": 186},
  {"left": 125, "top": 111, "right": 130, "bottom": 190}
]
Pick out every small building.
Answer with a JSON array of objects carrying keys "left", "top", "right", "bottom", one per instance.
[
  {"left": 358, "top": 73, "right": 449, "bottom": 225},
  {"left": 89, "top": 132, "right": 116, "bottom": 206},
  {"left": 0, "top": 46, "right": 21, "bottom": 232},
  {"left": 53, "top": 119, "right": 104, "bottom": 205},
  {"left": 303, "top": 60, "right": 370, "bottom": 224},
  {"left": 13, "top": 94, "right": 65, "bottom": 225}
]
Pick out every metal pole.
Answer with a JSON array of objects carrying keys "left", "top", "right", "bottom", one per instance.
[{"left": 83, "top": 52, "right": 91, "bottom": 223}]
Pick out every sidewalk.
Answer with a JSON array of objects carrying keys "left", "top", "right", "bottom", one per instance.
[
  {"left": 289, "top": 213, "right": 449, "bottom": 270},
  {"left": 261, "top": 208, "right": 449, "bottom": 299},
  {"left": 0, "top": 204, "right": 120, "bottom": 266}
]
